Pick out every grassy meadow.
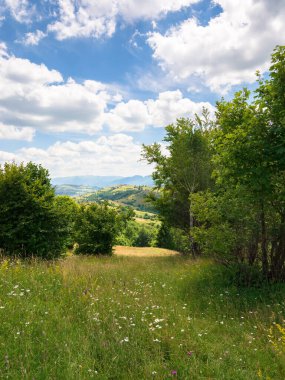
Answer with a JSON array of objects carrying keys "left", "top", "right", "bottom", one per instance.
[{"left": 0, "top": 248, "right": 285, "bottom": 379}]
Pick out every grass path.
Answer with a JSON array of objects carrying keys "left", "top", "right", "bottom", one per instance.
[{"left": 0, "top": 251, "right": 285, "bottom": 379}]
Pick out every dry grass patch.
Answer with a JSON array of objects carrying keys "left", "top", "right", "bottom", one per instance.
[{"left": 114, "top": 245, "right": 179, "bottom": 257}]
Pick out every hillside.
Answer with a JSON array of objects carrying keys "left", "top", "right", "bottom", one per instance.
[
  {"left": 55, "top": 184, "right": 99, "bottom": 197},
  {"left": 78, "top": 185, "right": 157, "bottom": 213}
]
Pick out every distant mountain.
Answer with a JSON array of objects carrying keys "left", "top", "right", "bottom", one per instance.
[
  {"left": 52, "top": 175, "right": 153, "bottom": 188},
  {"left": 54, "top": 184, "right": 99, "bottom": 197},
  {"left": 111, "top": 175, "right": 153, "bottom": 187}
]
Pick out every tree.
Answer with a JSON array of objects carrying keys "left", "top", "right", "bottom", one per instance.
[
  {"left": 75, "top": 202, "right": 120, "bottom": 255},
  {"left": 0, "top": 162, "right": 69, "bottom": 258},
  {"left": 192, "top": 45, "right": 285, "bottom": 281},
  {"left": 54, "top": 195, "right": 79, "bottom": 250},
  {"left": 142, "top": 111, "right": 213, "bottom": 254}
]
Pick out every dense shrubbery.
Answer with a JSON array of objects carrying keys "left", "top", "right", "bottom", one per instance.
[
  {"left": 75, "top": 203, "right": 122, "bottom": 255},
  {"left": 156, "top": 222, "right": 190, "bottom": 253},
  {"left": 116, "top": 220, "right": 158, "bottom": 247},
  {"left": 0, "top": 162, "right": 74, "bottom": 259}
]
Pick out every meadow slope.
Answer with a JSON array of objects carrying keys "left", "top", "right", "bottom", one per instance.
[{"left": 0, "top": 249, "right": 285, "bottom": 379}]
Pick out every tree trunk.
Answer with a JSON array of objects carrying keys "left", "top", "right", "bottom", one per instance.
[{"left": 260, "top": 202, "right": 268, "bottom": 278}]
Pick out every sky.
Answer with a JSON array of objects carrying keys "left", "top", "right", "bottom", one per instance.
[{"left": 0, "top": 0, "right": 284, "bottom": 178}]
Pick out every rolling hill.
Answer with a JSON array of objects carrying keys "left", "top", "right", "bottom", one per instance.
[{"left": 78, "top": 185, "right": 157, "bottom": 213}]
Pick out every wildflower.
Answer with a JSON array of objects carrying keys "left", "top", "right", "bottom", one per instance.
[
  {"left": 171, "top": 370, "right": 177, "bottom": 376},
  {"left": 187, "top": 351, "right": 193, "bottom": 356}
]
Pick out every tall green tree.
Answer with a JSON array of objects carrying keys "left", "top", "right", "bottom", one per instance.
[
  {"left": 192, "top": 45, "right": 285, "bottom": 281},
  {"left": 142, "top": 111, "right": 213, "bottom": 254}
]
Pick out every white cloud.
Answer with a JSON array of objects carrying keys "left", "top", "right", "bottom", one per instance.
[
  {"left": 0, "top": 50, "right": 115, "bottom": 135},
  {"left": 47, "top": 0, "right": 116, "bottom": 40},
  {"left": 0, "top": 42, "right": 8, "bottom": 58},
  {"left": 118, "top": 0, "right": 199, "bottom": 21},
  {"left": 0, "top": 124, "right": 35, "bottom": 141},
  {"left": 0, "top": 49, "right": 214, "bottom": 136},
  {"left": 47, "top": 0, "right": 199, "bottom": 40},
  {"left": 106, "top": 90, "right": 214, "bottom": 132},
  {"left": 146, "top": 90, "right": 213, "bottom": 127},
  {"left": 147, "top": 0, "right": 285, "bottom": 93},
  {"left": 0, "top": 150, "right": 15, "bottom": 162},
  {"left": 3, "top": 0, "right": 35, "bottom": 23},
  {"left": 0, "top": 134, "right": 151, "bottom": 177},
  {"left": 22, "top": 30, "right": 47, "bottom": 46}
]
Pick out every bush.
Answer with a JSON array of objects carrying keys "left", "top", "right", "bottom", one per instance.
[
  {"left": 0, "top": 162, "right": 70, "bottom": 259},
  {"left": 116, "top": 220, "right": 158, "bottom": 247},
  {"left": 156, "top": 222, "right": 190, "bottom": 253},
  {"left": 54, "top": 195, "right": 79, "bottom": 250},
  {"left": 75, "top": 203, "right": 118, "bottom": 255},
  {"left": 133, "top": 227, "right": 152, "bottom": 247}
]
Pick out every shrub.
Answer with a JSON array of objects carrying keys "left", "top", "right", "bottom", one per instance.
[
  {"left": 75, "top": 203, "right": 118, "bottom": 255},
  {"left": 0, "top": 162, "right": 69, "bottom": 259}
]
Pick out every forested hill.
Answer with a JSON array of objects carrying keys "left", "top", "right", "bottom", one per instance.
[{"left": 78, "top": 185, "right": 157, "bottom": 213}]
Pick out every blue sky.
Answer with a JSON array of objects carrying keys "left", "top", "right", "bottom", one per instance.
[{"left": 0, "top": 0, "right": 284, "bottom": 177}]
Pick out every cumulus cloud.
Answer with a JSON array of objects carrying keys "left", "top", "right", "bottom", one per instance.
[
  {"left": 21, "top": 30, "right": 47, "bottom": 46},
  {"left": 0, "top": 124, "right": 35, "bottom": 141},
  {"left": 3, "top": 0, "right": 35, "bottom": 23},
  {"left": 147, "top": 0, "right": 285, "bottom": 93},
  {"left": 0, "top": 134, "right": 151, "bottom": 177},
  {"left": 0, "top": 50, "right": 117, "bottom": 135},
  {"left": 46, "top": 0, "right": 199, "bottom": 40},
  {"left": 47, "top": 0, "right": 117, "bottom": 40},
  {"left": 106, "top": 90, "right": 214, "bottom": 132},
  {"left": 0, "top": 48, "right": 213, "bottom": 137}
]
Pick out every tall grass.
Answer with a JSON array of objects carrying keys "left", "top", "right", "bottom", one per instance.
[{"left": 0, "top": 254, "right": 285, "bottom": 379}]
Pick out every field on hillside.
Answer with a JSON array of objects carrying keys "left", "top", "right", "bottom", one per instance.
[
  {"left": 1, "top": 249, "right": 285, "bottom": 379},
  {"left": 78, "top": 185, "right": 157, "bottom": 213}
]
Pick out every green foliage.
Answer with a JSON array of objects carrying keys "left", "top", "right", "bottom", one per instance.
[
  {"left": 75, "top": 202, "right": 121, "bottom": 255},
  {"left": 0, "top": 162, "right": 70, "bottom": 259},
  {"left": 54, "top": 196, "right": 79, "bottom": 249},
  {"left": 116, "top": 220, "right": 158, "bottom": 247},
  {"left": 156, "top": 222, "right": 190, "bottom": 253},
  {"left": 142, "top": 110, "right": 213, "bottom": 254},
  {"left": 191, "top": 46, "right": 285, "bottom": 281}
]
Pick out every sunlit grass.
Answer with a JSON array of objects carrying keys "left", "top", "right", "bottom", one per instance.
[{"left": 0, "top": 252, "right": 285, "bottom": 379}]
